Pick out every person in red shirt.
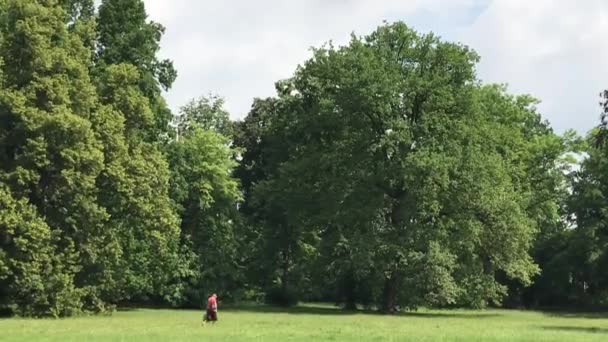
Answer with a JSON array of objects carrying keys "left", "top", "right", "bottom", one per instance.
[{"left": 203, "top": 294, "right": 218, "bottom": 324}]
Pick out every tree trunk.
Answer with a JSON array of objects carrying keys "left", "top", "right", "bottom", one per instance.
[
  {"left": 341, "top": 272, "right": 357, "bottom": 310},
  {"left": 382, "top": 274, "right": 398, "bottom": 313},
  {"left": 383, "top": 191, "right": 406, "bottom": 314},
  {"left": 281, "top": 247, "right": 290, "bottom": 293}
]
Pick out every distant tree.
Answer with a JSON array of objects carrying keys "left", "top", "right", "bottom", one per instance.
[
  {"left": 234, "top": 96, "right": 316, "bottom": 305},
  {"left": 552, "top": 91, "right": 608, "bottom": 308},
  {"left": 598, "top": 89, "right": 608, "bottom": 146},
  {"left": 601, "top": 89, "right": 608, "bottom": 128},
  {"left": 166, "top": 126, "right": 242, "bottom": 305},
  {"left": 175, "top": 95, "right": 234, "bottom": 139},
  {"left": 60, "top": 0, "right": 94, "bottom": 23}
]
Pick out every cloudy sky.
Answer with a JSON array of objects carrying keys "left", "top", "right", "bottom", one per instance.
[{"left": 143, "top": 0, "right": 608, "bottom": 133}]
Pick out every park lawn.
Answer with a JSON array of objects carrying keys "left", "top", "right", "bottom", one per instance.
[{"left": 1, "top": 304, "right": 607, "bottom": 342}]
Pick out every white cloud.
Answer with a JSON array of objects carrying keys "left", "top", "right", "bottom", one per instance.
[
  {"left": 144, "top": 0, "right": 608, "bottom": 133},
  {"left": 460, "top": 0, "right": 608, "bottom": 133}
]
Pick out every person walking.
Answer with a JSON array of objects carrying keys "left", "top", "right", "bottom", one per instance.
[{"left": 203, "top": 293, "right": 218, "bottom": 325}]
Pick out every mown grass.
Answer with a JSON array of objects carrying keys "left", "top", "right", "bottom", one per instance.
[{"left": 1, "top": 304, "right": 607, "bottom": 341}]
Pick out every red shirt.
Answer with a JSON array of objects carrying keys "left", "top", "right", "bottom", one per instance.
[{"left": 207, "top": 296, "right": 217, "bottom": 310}]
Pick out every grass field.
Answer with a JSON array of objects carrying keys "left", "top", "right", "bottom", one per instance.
[{"left": 1, "top": 304, "right": 607, "bottom": 341}]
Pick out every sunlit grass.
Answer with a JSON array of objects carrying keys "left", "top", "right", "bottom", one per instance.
[{"left": 1, "top": 304, "right": 607, "bottom": 341}]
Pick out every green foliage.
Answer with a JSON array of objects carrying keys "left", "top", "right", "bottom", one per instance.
[
  {"left": 0, "top": 0, "right": 603, "bottom": 317},
  {"left": 510, "top": 93, "right": 606, "bottom": 309},
  {"left": 0, "top": 0, "right": 182, "bottom": 315},
  {"left": 0, "top": 0, "right": 115, "bottom": 315},
  {"left": 167, "top": 118, "right": 242, "bottom": 305},
  {"left": 0, "top": 185, "right": 81, "bottom": 317},
  {"left": 175, "top": 95, "right": 234, "bottom": 138},
  {"left": 600, "top": 89, "right": 608, "bottom": 139},
  {"left": 93, "top": 62, "right": 182, "bottom": 304},
  {"left": 60, "top": 0, "right": 94, "bottom": 23},
  {"left": 560, "top": 130, "right": 608, "bottom": 307},
  {"left": 97, "top": 0, "right": 176, "bottom": 141},
  {"left": 236, "top": 22, "right": 561, "bottom": 311}
]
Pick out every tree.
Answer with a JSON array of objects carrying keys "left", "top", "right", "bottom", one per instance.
[
  {"left": 512, "top": 91, "right": 607, "bottom": 310},
  {"left": 0, "top": 185, "right": 81, "bottom": 317},
  {"left": 241, "top": 22, "right": 545, "bottom": 311},
  {"left": 60, "top": 0, "right": 94, "bottom": 23},
  {"left": 60, "top": 0, "right": 96, "bottom": 51},
  {"left": 562, "top": 133, "right": 608, "bottom": 306},
  {"left": 175, "top": 95, "right": 234, "bottom": 139},
  {"left": 234, "top": 97, "right": 284, "bottom": 217},
  {"left": 554, "top": 92, "right": 608, "bottom": 308},
  {"left": 234, "top": 96, "right": 319, "bottom": 305},
  {"left": 96, "top": 0, "right": 177, "bottom": 141},
  {"left": 86, "top": 0, "right": 185, "bottom": 305},
  {"left": 93, "top": 63, "right": 182, "bottom": 305},
  {"left": 166, "top": 126, "right": 241, "bottom": 305},
  {"left": 0, "top": 0, "right": 185, "bottom": 313},
  {"left": 598, "top": 89, "right": 608, "bottom": 145},
  {"left": 471, "top": 85, "right": 573, "bottom": 308},
  {"left": 0, "top": 0, "right": 114, "bottom": 315}
]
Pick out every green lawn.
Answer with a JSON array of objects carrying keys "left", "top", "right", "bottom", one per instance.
[{"left": 1, "top": 304, "right": 607, "bottom": 341}]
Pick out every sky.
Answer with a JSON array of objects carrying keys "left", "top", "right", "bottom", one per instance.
[{"left": 143, "top": 0, "right": 608, "bottom": 134}]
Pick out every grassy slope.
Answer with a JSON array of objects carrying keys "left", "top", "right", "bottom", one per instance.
[{"left": 1, "top": 304, "right": 607, "bottom": 341}]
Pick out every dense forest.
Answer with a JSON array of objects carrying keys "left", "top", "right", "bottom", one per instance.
[{"left": 1, "top": 0, "right": 607, "bottom": 317}]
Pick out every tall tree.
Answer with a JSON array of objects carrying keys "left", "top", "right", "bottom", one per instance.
[
  {"left": 81, "top": 0, "right": 184, "bottom": 305},
  {"left": 472, "top": 85, "right": 573, "bottom": 308},
  {"left": 241, "top": 23, "right": 545, "bottom": 310},
  {"left": 167, "top": 127, "right": 241, "bottom": 305},
  {"left": 93, "top": 63, "right": 182, "bottom": 304},
  {"left": 599, "top": 89, "right": 608, "bottom": 145},
  {"left": 553, "top": 91, "right": 608, "bottom": 308},
  {"left": 234, "top": 96, "right": 318, "bottom": 305},
  {"left": 563, "top": 133, "right": 608, "bottom": 306},
  {"left": 96, "top": 0, "right": 177, "bottom": 141},
  {"left": 515, "top": 91, "right": 607, "bottom": 309},
  {"left": 0, "top": 0, "right": 115, "bottom": 315}
]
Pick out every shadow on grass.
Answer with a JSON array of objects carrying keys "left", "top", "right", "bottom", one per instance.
[
  {"left": 543, "top": 310, "right": 608, "bottom": 320},
  {"left": 221, "top": 304, "right": 358, "bottom": 316},
  {"left": 541, "top": 326, "right": 608, "bottom": 334},
  {"left": 221, "top": 304, "right": 501, "bottom": 319},
  {"left": 401, "top": 312, "right": 502, "bottom": 319}
]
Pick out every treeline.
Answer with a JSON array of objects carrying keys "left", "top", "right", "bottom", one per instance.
[{"left": 0, "top": 0, "right": 606, "bottom": 317}]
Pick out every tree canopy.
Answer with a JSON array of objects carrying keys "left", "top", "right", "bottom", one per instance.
[{"left": 235, "top": 24, "right": 566, "bottom": 310}]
